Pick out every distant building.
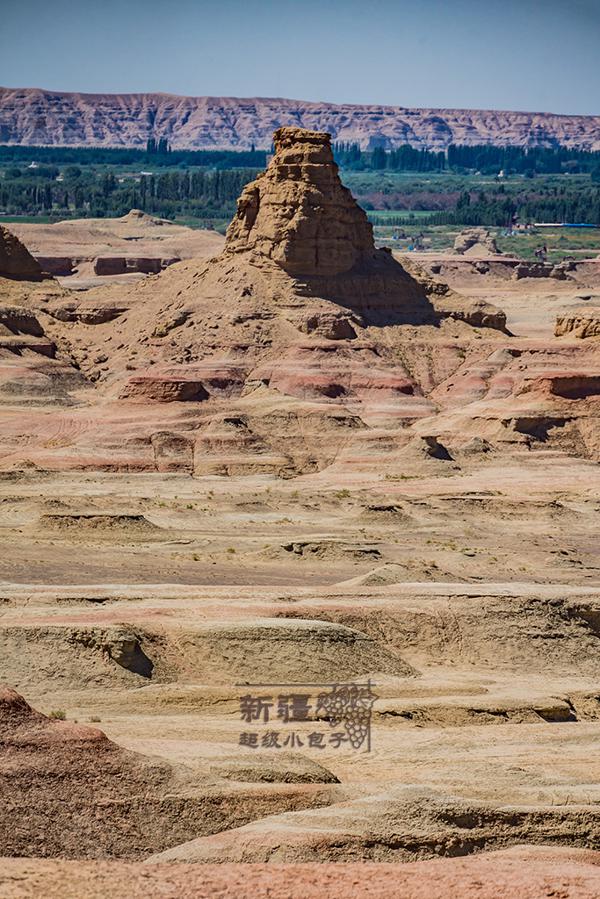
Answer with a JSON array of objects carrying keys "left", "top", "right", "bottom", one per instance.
[{"left": 534, "top": 222, "right": 599, "bottom": 229}]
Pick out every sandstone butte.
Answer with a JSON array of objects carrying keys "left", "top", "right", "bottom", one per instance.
[
  {"left": 2, "top": 127, "right": 600, "bottom": 898},
  {"left": 2, "top": 86, "right": 600, "bottom": 150},
  {"left": 225, "top": 127, "right": 375, "bottom": 276}
]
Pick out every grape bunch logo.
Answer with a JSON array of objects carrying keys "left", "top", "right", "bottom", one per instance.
[{"left": 237, "top": 681, "right": 377, "bottom": 752}]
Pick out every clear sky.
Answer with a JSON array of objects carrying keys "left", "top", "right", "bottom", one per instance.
[{"left": 1, "top": 0, "right": 599, "bottom": 115}]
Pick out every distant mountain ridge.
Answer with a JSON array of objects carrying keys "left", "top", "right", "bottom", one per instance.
[{"left": 1, "top": 86, "right": 600, "bottom": 151}]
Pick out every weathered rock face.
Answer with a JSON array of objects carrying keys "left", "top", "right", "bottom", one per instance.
[
  {"left": 34, "top": 256, "right": 76, "bottom": 276},
  {"left": 3, "top": 87, "right": 600, "bottom": 151},
  {"left": 513, "top": 261, "right": 575, "bottom": 281},
  {"left": 225, "top": 127, "right": 375, "bottom": 277},
  {"left": 221, "top": 129, "right": 502, "bottom": 329},
  {"left": 556, "top": 309, "right": 600, "bottom": 338},
  {"left": 0, "top": 226, "right": 44, "bottom": 281}
]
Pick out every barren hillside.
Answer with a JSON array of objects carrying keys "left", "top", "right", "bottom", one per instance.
[{"left": 2, "top": 86, "right": 600, "bottom": 150}]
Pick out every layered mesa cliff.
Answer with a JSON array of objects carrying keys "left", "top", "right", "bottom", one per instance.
[{"left": 1, "top": 86, "right": 600, "bottom": 150}]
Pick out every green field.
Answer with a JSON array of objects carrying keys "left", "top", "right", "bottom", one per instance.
[
  {"left": 497, "top": 228, "right": 600, "bottom": 262},
  {"left": 0, "top": 214, "right": 61, "bottom": 224}
]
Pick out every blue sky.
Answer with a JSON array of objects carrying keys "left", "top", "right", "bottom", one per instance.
[{"left": 1, "top": 0, "right": 599, "bottom": 114}]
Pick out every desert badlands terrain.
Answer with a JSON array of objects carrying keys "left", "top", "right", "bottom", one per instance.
[{"left": 3, "top": 127, "right": 600, "bottom": 896}]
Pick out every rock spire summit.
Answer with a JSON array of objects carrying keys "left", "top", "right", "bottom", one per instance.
[{"left": 225, "top": 127, "right": 375, "bottom": 277}]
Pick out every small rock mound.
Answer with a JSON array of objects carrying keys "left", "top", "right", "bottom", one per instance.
[
  {"left": 119, "top": 209, "right": 171, "bottom": 227},
  {"left": 277, "top": 540, "right": 382, "bottom": 560},
  {"left": 294, "top": 309, "right": 360, "bottom": 340},
  {"left": 454, "top": 228, "right": 500, "bottom": 257},
  {"left": 207, "top": 752, "right": 339, "bottom": 785},
  {"left": 340, "top": 563, "right": 413, "bottom": 587},
  {"left": 33, "top": 513, "right": 163, "bottom": 541},
  {"left": 405, "top": 435, "right": 453, "bottom": 461},
  {"left": 0, "top": 683, "right": 45, "bottom": 729},
  {"left": 0, "top": 225, "right": 45, "bottom": 281},
  {"left": 173, "top": 618, "right": 417, "bottom": 682},
  {"left": 0, "top": 305, "right": 45, "bottom": 337}
]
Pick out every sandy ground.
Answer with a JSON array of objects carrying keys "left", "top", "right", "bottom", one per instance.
[
  {"left": 3, "top": 462, "right": 600, "bottom": 845},
  {"left": 10, "top": 211, "right": 225, "bottom": 288},
  {"left": 3, "top": 848, "right": 600, "bottom": 898}
]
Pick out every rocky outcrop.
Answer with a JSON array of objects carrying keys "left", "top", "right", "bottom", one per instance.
[
  {"left": 2, "top": 88, "right": 600, "bottom": 150},
  {"left": 556, "top": 310, "right": 600, "bottom": 338},
  {"left": 93, "top": 256, "right": 180, "bottom": 276},
  {"left": 225, "top": 128, "right": 375, "bottom": 277},
  {"left": 437, "top": 298, "right": 508, "bottom": 331},
  {"left": 46, "top": 300, "right": 128, "bottom": 324},
  {"left": 0, "top": 684, "right": 331, "bottom": 859},
  {"left": 513, "top": 261, "right": 577, "bottom": 281},
  {"left": 119, "top": 363, "right": 247, "bottom": 403},
  {"left": 454, "top": 229, "right": 500, "bottom": 257},
  {"left": 150, "top": 787, "right": 600, "bottom": 864},
  {"left": 34, "top": 256, "right": 76, "bottom": 276},
  {"left": 221, "top": 128, "right": 507, "bottom": 331},
  {"left": 0, "top": 305, "right": 55, "bottom": 359},
  {"left": 0, "top": 225, "right": 45, "bottom": 281},
  {"left": 0, "top": 305, "right": 44, "bottom": 337},
  {"left": 400, "top": 257, "right": 508, "bottom": 331}
]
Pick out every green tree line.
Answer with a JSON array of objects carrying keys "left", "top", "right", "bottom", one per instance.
[
  {"left": 3, "top": 142, "right": 599, "bottom": 175},
  {"left": 0, "top": 167, "right": 259, "bottom": 218},
  {"left": 369, "top": 186, "right": 600, "bottom": 227},
  {"left": 334, "top": 142, "right": 600, "bottom": 175},
  {"left": 0, "top": 144, "right": 267, "bottom": 169},
  {"left": 2, "top": 145, "right": 599, "bottom": 225}
]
